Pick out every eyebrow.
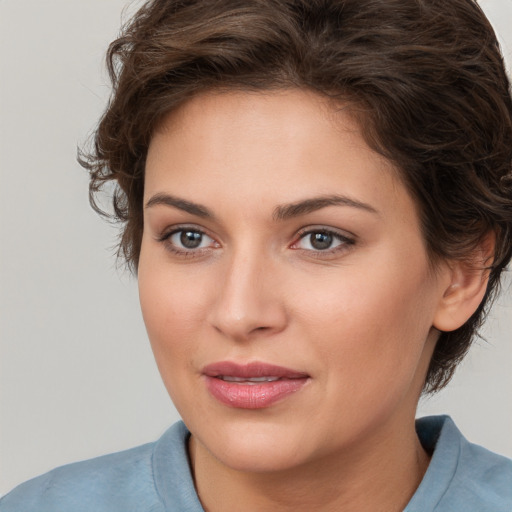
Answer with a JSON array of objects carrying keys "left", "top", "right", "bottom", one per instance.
[
  {"left": 145, "top": 193, "right": 214, "bottom": 219},
  {"left": 273, "top": 194, "right": 379, "bottom": 220},
  {"left": 144, "top": 193, "right": 378, "bottom": 220}
]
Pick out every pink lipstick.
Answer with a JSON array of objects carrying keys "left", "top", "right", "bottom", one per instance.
[{"left": 202, "top": 361, "right": 309, "bottom": 409}]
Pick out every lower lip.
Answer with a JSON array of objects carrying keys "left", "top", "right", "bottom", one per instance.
[{"left": 205, "top": 376, "right": 308, "bottom": 409}]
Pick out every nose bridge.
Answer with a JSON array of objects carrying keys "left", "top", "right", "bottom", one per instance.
[{"left": 208, "top": 241, "right": 286, "bottom": 340}]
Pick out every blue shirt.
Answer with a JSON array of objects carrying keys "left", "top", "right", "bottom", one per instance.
[{"left": 1, "top": 416, "right": 511, "bottom": 511}]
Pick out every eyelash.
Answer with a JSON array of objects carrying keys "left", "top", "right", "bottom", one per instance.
[
  {"left": 157, "top": 226, "right": 217, "bottom": 258},
  {"left": 291, "top": 227, "right": 355, "bottom": 257},
  {"left": 157, "top": 225, "right": 356, "bottom": 258}
]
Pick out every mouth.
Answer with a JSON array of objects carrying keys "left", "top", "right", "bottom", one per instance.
[
  {"left": 216, "top": 376, "right": 282, "bottom": 384},
  {"left": 202, "top": 361, "right": 310, "bottom": 409}
]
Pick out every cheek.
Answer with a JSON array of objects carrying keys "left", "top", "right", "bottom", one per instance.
[
  {"left": 138, "top": 258, "right": 210, "bottom": 362},
  {"left": 138, "top": 266, "right": 211, "bottom": 416},
  {"left": 294, "top": 259, "right": 436, "bottom": 384}
]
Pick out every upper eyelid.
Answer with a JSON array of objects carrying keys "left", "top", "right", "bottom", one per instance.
[
  {"left": 159, "top": 227, "right": 218, "bottom": 256},
  {"left": 156, "top": 224, "right": 356, "bottom": 249},
  {"left": 295, "top": 226, "right": 356, "bottom": 240},
  {"left": 158, "top": 224, "right": 211, "bottom": 240}
]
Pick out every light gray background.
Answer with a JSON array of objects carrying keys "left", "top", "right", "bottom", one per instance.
[{"left": 1, "top": 0, "right": 511, "bottom": 496}]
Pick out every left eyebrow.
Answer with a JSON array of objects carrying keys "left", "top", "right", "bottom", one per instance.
[{"left": 273, "top": 194, "right": 379, "bottom": 221}]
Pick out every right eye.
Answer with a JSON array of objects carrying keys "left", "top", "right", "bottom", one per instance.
[{"left": 167, "top": 229, "right": 216, "bottom": 250}]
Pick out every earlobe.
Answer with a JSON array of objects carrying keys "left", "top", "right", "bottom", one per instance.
[{"left": 433, "top": 235, "right": 494, "bottom": 332}]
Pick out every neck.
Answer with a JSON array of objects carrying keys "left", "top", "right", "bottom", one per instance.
[{"left": 189, "top": 414, "right": 430, "bottom": 512}]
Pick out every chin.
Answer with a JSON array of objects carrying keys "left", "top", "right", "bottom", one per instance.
[
  {"left": 214, "top": 439, "right": 310, "bottom": 474},
  {"left": 191, "top": 415, "right": 315, "bottom": 473}
]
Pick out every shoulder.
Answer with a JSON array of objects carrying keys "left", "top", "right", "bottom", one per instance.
[
  {"left": 407, "top": 415, "right": 512, "bottom": 512},
  {"left": 448, "top": 428, "right": 512, "bottom": 510},
  {"left": 0, "top": 422, "right": 192, "bottom": 512}
]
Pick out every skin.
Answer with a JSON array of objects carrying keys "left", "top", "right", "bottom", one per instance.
[{"left": 138, "top": 89, "right": 483, "bottom": 511}]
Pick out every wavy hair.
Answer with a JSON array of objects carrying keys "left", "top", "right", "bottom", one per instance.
[{"left": 80, "top": 0, "right": 512, "bottom": 392}]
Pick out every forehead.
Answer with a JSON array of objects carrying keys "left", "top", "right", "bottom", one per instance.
[{"left": 145, "top": 88, "right": 414, "bottom": 223}]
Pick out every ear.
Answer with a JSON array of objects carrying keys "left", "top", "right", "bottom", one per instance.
[{"left": 433, "top": 234, "right": 494, "bottom": 332}]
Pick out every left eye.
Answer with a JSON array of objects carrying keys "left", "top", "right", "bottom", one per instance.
[
  {"left": 295, "top": 230, "right": 349, "bottom": 251},
  {"left": 168, "top": 229, "right": 215, "bottom": 250}
]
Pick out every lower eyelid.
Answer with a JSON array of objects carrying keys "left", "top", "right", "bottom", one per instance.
[
  {"left": 158, "top": 227, "right": 221, "bottom": 256},
  {"left": 157, "top": 225, "right": 354, "bottom": 256}
]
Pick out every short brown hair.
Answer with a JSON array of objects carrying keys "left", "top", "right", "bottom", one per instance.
[{"left": 82, "top": 0, "right": 512, "bottom": 393}]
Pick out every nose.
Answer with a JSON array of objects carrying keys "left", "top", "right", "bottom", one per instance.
[{"left": 207, "top": 249, "right": 288, "bottom": 341}]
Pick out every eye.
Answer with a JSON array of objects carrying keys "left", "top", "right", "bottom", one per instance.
[
  {"left": 160, "top": 227, "right": 218, "bottom": 254},
  {"left": 293, "top": 228, "right": 354, "bottom": 252},
  {"left": 170, "top": 229, "right": 210, "bottom": 249}
]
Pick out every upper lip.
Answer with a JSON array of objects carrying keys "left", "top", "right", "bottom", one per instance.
[{"left": 202, "top": 361, "right": 309, "bottom": 379}]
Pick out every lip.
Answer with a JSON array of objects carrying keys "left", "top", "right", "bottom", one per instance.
[{"left": 202, "top": 361, "right": 310, "bottom": 409}]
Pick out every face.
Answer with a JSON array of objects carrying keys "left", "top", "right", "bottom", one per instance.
[{"left": 139, "top": 89, "right": 448, "bottom": 473}]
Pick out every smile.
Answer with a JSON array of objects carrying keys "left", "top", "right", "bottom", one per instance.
[
  {"left": 202, "top": 362, "right": 310, "bottom": 409},
  {"left": 217, "top": 376, "right": 281, "bottom": 383}
]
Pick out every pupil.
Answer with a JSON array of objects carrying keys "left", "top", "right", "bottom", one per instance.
[
  {"left": 311, "top": 232, "right": 332, "bottom": 250},
  {"left": 180, "top": 231, "right": 202, "bottom": 249}
]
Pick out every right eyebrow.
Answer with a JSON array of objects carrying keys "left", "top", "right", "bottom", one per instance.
[{"left": 144, "top": 193, "right": 215, "bottom": 219}]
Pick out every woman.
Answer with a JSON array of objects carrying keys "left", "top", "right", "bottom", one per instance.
[{"left": 2, "top": 0, "right": 512, "bottom": 510}]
